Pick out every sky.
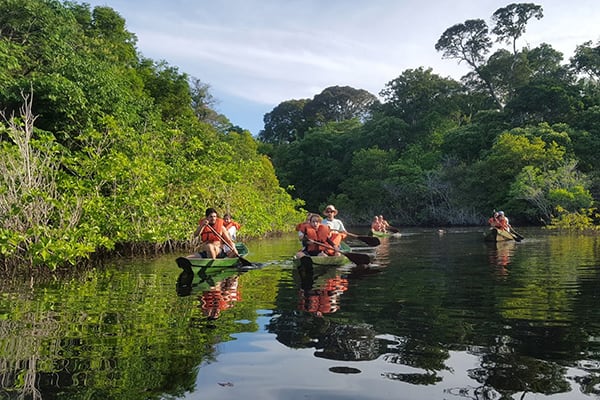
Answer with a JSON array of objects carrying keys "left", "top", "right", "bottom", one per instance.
[{"left": 84, "top": 0, "right": 600, "bottom": 135}]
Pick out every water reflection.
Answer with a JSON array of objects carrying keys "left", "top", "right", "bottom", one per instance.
[
  {"left": 485, "top": 240, "right": 517, "bottom": 276},
  {"left": 176, "top": 267, "right": 242, "bottom": 320},
  {"left": 295, "top": 260, "right": 349, "bottom": 316},
  {"left": 3, "top": 229, "right": 600, "bottom": 399}
]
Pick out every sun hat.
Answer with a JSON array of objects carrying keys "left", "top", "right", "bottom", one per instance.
[{"left": 324, "top": 205, "right": 337, "bottom": 215}]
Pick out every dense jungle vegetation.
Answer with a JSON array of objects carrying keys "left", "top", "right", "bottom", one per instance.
[
  {"left": 1, "top": 1, "right": 599, "bottom": 272},
  {"left": 257, "top": 4, "right": 600, "bottom": 228},
  {"left": 0, "top": 0, "right": 303, "bottom": 272}
]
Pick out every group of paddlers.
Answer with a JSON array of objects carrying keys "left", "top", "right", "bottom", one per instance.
[
  {"left": 488, "top": 210, "right": 511, "bottom": 232},
  {"left": 190, "top": 207, "right": 242, "bottom": 259},
  {"left": 371, "top": 215, "right": 390, "bottom": 233},
  {"left": 295, "top": 205, "right": 348, "bottom": 258}
]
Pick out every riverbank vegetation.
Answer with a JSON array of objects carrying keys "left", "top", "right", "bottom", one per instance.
[
  {"left": 257, "top": 3, "right": 600, "bottom": 229},
  {"left": 0, "top": 0, "right": 303, "bottom": 273}
]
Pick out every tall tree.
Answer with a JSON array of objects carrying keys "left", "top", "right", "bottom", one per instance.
[
  {"left": 491, "top": 3, "right": 543, "bottom": 55},
  {"left": 258, "top": 99, "right": 308, "bottom": 144},
  {"left": 302, "top": 85, "right": 378, "bottom": 126}
]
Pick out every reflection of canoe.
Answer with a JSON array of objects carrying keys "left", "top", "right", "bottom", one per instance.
[
  {"left": 483, "top": 228, "right": 515, "bottom": 242},
  {"left": 292, "top": 242, "right": 352, "bottom": 267},
  {"left": 180, "top": 243, "right": 249, "bottom": 268},
  {"left": 175, "top": 266, "right": 239, "bottom": 296}
]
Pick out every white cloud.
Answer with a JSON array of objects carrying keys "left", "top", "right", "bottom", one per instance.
[{"left": 85, "top": 0, "right": 600, "bottom": 133}]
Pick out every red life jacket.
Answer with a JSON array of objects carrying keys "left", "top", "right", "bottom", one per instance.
[{"left": 200, "top": 218, "right": 225, "bottom": 243}]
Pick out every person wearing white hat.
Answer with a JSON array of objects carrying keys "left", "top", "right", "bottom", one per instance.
[{"left": 322, "top": 205, "right": 347, "bottom": 248}]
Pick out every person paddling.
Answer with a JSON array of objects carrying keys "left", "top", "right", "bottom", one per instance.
[
  {"left": 193, "top": 208, "right": 239, "bottom": 259},
  {"left": 321, "top": 205, "right": 347, "bottom": 248}
]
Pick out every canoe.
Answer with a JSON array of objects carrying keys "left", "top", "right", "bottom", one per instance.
[
  {"left": 177, "top": 242, "right": 249, "bottom": 269},
  {"left": 292, "top": 242, "right": 353, "bottom": 267},
  {"left": 371, "top": 229, "right": 401, "bottom": 238},
  {"left": 483, "top": 227, "right": 515, "bottom": 242}
]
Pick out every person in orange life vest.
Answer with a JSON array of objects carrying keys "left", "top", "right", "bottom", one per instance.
[
  {"left": 496, "top": 211, "right": 511, "bottom": 231},
  {"left": 379, "top": 215, "right": 390, "bottom": 232},
  {"left": 193, "top": 208, "right": 239, "bottom": 259},
  {"left": 223, "top": 213, "right": 241, "bottom": 241},
  {"left": 296, "top": 212, "right": 315, "bottom": 241},
  {"left": 371, "top": 216, "right": 383, "bottom": 232},
  {"left": 321, "top": 205, "right": 347, "bottom": 248},
  {"left": 295, "top": 214, "right": 337, "bottom": 258},
  {"left": 488, "top": 211, "right": 501, "bottom": 228}
]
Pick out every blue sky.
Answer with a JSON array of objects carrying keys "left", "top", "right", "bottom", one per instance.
[{"left": 84, "top": 0, "right": 600, "bottom": 135}]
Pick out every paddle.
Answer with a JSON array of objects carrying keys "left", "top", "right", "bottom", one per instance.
[
  {"left": 387, "top": 226, "right": 400, "bottom": 234},
  {"left": 307, "top": 239, "right": 371, "bottom": 265},
  {"left": 337, "top": 231, "right": 380, "bottom": 247},
  {"left": 509, "top": 227, "right": 525, "bottom": 242},
  {"left": 203, "top": 223, "right": 254, "bottom": 267}
]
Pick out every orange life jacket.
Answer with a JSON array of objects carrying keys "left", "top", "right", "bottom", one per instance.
[
  {"left": 302, "top": 224, "right": 334, "bottom": 255},
  {"left": 224, "top": 220, "right": 241, "bottom": 230},
  {"left": 200, "top": 218, "right": 225, "bottom": 243}
]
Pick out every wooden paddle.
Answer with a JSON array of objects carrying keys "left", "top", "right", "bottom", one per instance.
[
  {"left": 509, "top": 227, "right": 524, "bottom": 242},
  {"left": 331, "top": 229, "right": 381, "bottom": 247},
  {"left": 387, "top": 226, "right": 400, "bottom": 234},
  {"left": 336, "top": 231, "right": 380, "bottom": 247},
  {"left": 203, "top": 223, "right": 254, "bottom": 267},
  {"left": 307, "top": 239, "right": 371, "bottom": 265}
]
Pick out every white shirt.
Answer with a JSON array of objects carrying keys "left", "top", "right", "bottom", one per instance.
[{"left": 322, "top": 217, "right": 346, "bottom": 233}]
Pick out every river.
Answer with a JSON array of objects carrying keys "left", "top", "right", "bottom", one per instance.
[{"left": 1, "top": 227, "right": 600, "bottom": 399}]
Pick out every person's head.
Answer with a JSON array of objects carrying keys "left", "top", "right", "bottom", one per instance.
[
  {"left": 305, "top": 212, "right": 314, "bottom": 222},
  {"left": 205, "top": 207, "right": 219, "bottom": 221},
  {"left": 323, "top": 205, "right": 338, "bottom": 217},
  {"left": 223, "top": 212, "right": 232, "bottom": 223},
  {"left": 498, "top": 211, "right": 505, "bottom": 217},
  {"left": 309, "top": 215, "right": 322, "bottom": 226}
]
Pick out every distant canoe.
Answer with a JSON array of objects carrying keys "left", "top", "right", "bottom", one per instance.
[
  {"left": 483, "top": 228, "right": 515, "bottom": 242},
  {"left": 371, "top": 229, "right": 401, "bottom": 238},
  {"left": 177, "top": 242, "right": 249, "bottom": 269}
]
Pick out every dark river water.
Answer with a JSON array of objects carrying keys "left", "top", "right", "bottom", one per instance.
[{"left": 2, "top": 227, "right": 600, "bottom": 400}]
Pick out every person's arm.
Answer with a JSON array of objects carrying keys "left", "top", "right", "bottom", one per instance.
[
  {"left": 221, "top": 227, "right": 239, "bottom": 255},
  {"left": 194, "top": 218, "right": 207, "bottom": 237}
]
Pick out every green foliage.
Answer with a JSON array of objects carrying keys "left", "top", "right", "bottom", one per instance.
[
  {"left": 546, "top": 206, "right": 600, "bottom": 230},
  {"left": 0, "top": 0, "right": 302, "bottom": 272}
]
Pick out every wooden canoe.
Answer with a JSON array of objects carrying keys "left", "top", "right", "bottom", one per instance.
[
  {"left": 292, "top": 241, "right": 353, "bottom": 267},
  {"left": 177, "top": 242, "right": 249, "bottom": 269},
  {"left": 292, "top": 241, "right": 375, "bottom": 267},
  {"left": 483, "top": 227, "right": 515, "bottom": 242}
]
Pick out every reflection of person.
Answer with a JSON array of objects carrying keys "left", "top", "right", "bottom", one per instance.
[
  {"left": 322, "top": 205, "right": 347, "bottom": 247},
  {"left": 192, "top": 208, "right": 239, "bottom": 259},
  {"left": 200, "top": 275, "right": 241, "bottom": 320},
  {"left": 298, "top": 275, "right": 349, "bottom": 317},
  {"left": 296, "top": 215, "right": 337, "bottom": 258}
]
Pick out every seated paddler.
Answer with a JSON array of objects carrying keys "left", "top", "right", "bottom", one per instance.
[
  {"left": 295, "top": 214, "right": 339, "bottom": 259},
  {"left": 193, "top": 208, "right": 239, "bottom": 259}
]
